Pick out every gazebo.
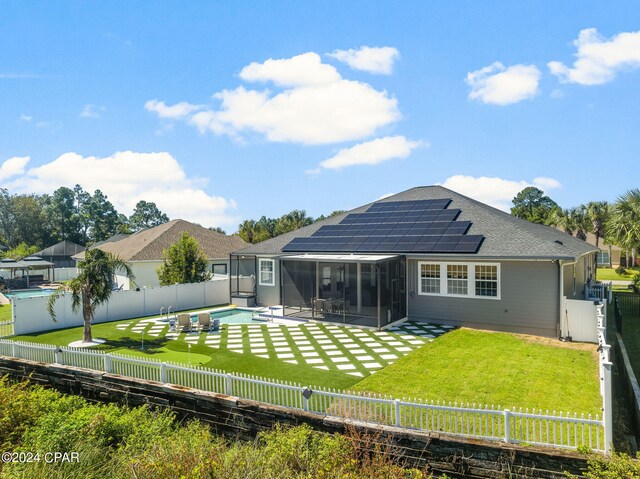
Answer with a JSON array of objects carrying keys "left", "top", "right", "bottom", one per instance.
[{"left": 0, "top": 256, "right": 55, "bottom": 289}]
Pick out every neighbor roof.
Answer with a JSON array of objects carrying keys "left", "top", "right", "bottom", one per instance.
[
  {"left": 76, "top": 219, "right": 247, "bottom": 261},
  {"left": 34, "top": 240, "right": 85, "bottom": 257},
  {"left": 235, "top": 186, "right": 597, "bottom": 261}
]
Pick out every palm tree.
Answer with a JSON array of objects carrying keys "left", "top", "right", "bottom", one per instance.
[
  {"left": 586, "top": 201, "right": 609, "bottom": 248},
  {"left": 606, "top": 189, "right": 640, "bottom": 268},
  {"left": 548, "top": 208, "right": 576, "bottom": 235},
  {"left": 47, "top": 248, "right": 134, "bottom": 343},
  {"left": 568, "top": 206, "right": 590, "bottom": 240}
]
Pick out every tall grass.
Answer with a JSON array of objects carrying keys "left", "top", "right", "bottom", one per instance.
[{"left": 0, "top": 377, "right": 429, "bottom": 479}]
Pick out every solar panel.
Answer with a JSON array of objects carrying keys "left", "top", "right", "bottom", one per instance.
[{"left": 282, "top": 198, "right": 483, "bottom": 254}]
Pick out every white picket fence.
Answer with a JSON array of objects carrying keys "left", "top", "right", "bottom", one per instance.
[{"left": 0, "top": 338, "right": 609, "bottom": 452}]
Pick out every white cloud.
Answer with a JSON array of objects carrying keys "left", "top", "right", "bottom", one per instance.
[
  {"left": 440, "top": 175, "right": 561, "bottom": 211},
  {"left": 148, "top": 52, "right": 400, "bottom": 145},
  {"left": 319, "top": 136, "right": 422, "bottom": 170},
  {"left": 144, "top": 99, "right": 201, "bottom": 119},
  {"left": 466, "top": 62, "right": 541, "bottom": 105},
  {"left": 0, "top": 157, "right": 30, "bottom": 180},
  {"left": 80, "top": 104, "right": 105, "bottom": 119},
  {"left": 2, "top": 151, "right": 238, "bottom": 229},
  {"left": 18, "top": 114, "right": 32, "bottom": 122},
  {"left": 548, "top": 28, "right": 640, "bottom": 85},
  {"left": 239, "top": 52, "right": 341, "bottom": 86},
  {"left": 328, "top": 46, "right": 400, "bottom": 74}
]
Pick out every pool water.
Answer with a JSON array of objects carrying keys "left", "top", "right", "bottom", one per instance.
[
  {"left": 2, "top": 289, "right": 56, "bottom": 299},
  {"left": 189, "top": 308, "right": 263, "bottom": 325}
]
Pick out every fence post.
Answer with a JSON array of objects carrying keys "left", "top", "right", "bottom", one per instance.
[
  {"left": 11, "top": 342, "right": 16, "bottom": 358},
  {"left": 504, "top": 409, "right": 511, "bottom": 443},
  {"left": 54, "top": 347, "right": 62, "bottom": 365},
  {"left": 160, "top": 362, "right": 167, "bottom": 383},
  {"left": 602, "top": 361, "right": 613, "bottom": 454},
  {"left": 394, "top": 399, "right": 401, "bottom": 427},
  {"left": 225, "top": 374, "right": 233, "bottom": 396},
  {"left": 104, "top": 354, "right": 112, "bottom": 373}
]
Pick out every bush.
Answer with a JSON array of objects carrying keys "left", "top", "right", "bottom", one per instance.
[
  {"left": 616, "top": 265, "right": 627, "bottom": 276},
  {"left": 566, "top": 451, "right": 640, "bottom": 478},
  {"left": 632, "top": 274, "right": 640, "bottom": 294}
]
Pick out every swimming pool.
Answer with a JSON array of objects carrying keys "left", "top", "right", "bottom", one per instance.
[
  {"left": 2, "top": 289, "right": 56, "bottom": 299},
  {"left": 189, "top": 308, "right": 265, "bottom": 325}
]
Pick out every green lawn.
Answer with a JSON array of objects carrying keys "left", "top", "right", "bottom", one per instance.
[
  {"left": 0, "top": 304, "right": 11, "bottom": 322},
  {"left": 11, "top": 311, "right": 602, "bottom": 414},
  {"left": 351, "top": 328, "right": 601, "bottom": 415},
  {"left": 597, "top": 266, "right": 639, "bottom": 281}
]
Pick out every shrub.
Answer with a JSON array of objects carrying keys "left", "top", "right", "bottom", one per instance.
[
  {"left": 616, "top": 265, "right": 627, "bottom": 276},
  {"left": 566, "top": 451, "right": 640, "bottom": 478},
  {"left": 632, "top": 274, "right": 640, "bottom": 294}
]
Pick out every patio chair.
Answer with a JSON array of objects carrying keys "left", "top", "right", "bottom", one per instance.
[
  {"left": 198, "top": 312, "right": 211, "bottom": 331},
  {"left": 177, "top": 313, "right": 192, "bottom": 333}
]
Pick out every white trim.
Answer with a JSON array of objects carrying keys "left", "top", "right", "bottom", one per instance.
[
  {"left": 258, "top": 258, "right": 275, "bottom": 286},
  {"left": 417, "top": 261, "right": 501, "bottom": 300}
]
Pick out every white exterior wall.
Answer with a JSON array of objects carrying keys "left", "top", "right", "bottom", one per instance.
[
  {"left": 115, "top": 259, "right": 232, "bottom": 290},
  {"left": 562, "top": 298, "right": 599, "bottom": 343},
  {"left": 11, "top": 278, "right": 230, "bottom": 335}
]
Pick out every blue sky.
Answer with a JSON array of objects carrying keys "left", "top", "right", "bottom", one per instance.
[{"left": 1, "top": 1, "right": 639, "bottom": 231}]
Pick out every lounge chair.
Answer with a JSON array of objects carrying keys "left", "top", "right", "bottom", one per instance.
[
  {"left": 198, "top": 312, "right": 211, "bottom": 331},
  {"left": 177, "top": 313, "right": 192, "bottom": 332}
]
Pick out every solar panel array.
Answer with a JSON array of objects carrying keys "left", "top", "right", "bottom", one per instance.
[{"left": 282, "top": 199, "right": 484, "bottom": 254}]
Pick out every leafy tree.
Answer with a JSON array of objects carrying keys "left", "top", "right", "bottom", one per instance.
[
  {"left": 47, "top": 248, "right": 134, "bottom": 343},
  {"left": 45, "top": 186, "right": 84, "bottom": 244},
  {"left": 0, "top": 243, "right": 38, "bottom": 260},
  {"left": 85, "top": 190, "right": 124, "bottom": 243},
  {"left": 157, "top": 232, "right": 212, "bottom": 285},
  {"left": 511, "top": 187, "right": 560, "bottom": 224},
  {"left": 606, "top": 189, "right": 640, "bottom": 268},
  {"left": 274, "top": 210, "right": 314, "bottom": 235},
  {"left": 238, "top": 219, "right": 272, "bottom": 244},
  {"left": 0, "top": 188, "right": 16, "bottom": 246},
  {"left": 129, "top": 200, "right": 169, "bottom": 231}
]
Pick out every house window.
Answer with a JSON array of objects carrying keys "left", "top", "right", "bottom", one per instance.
[
  {"left": 259, "top": 259, "right": 275, "bottom": 286},
  {"left": 447, "top": 264, "right": 468, "bottom": 295},
  {"left": 420, "top": 263, "right": 440, "bottom": 294},
  {"left": 596, "top": 251, "right": 610, "bottom": 266},
  {"left": 212, "top": 263, "right": 227, "bottom": 276},
  {"left": 418, "top": 262, "right": 500, "bottom": 299},
  {"left": 475, "top": 265, "right": 498, "bottom": 297}
]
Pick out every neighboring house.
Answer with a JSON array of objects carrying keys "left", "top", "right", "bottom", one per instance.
[
  {"left": 34, "top": 240, "right": 85, "bottom": 268},
  {"left": 75, "top": 219, "right": 247, "bottom": 289},
  {"left": 583, "top": 233, "right": 621, "bottom": 268},
  {"left": 230, "top": 186, "right": 598, "bottom": 338}
]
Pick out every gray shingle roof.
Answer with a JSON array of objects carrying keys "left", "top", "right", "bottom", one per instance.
[
  {"left": 77, "top": 219, "right": 247, "bottom": 261},
  {"left": 234, "top": 186, "right": 597, "bottom": 260}
]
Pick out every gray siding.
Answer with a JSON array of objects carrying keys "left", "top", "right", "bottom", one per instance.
[
  {"left": 407, "top": 260, "right": 559, "bottom": 337},
  {"left": 256, "top": 257, "right": 280, "bottom": 307},
  {"left": 562, "top": 254, "right": 596, "bottom": 300}
]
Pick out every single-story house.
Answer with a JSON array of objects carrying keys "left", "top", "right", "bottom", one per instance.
[
  {"left": 75, "top": 219, "right": 247, "bottom": 289},
  {"left": 230, "top": 186, "right": 598, "bottom": 338},
  {"left": 34, "top": 240, "right": 85, "bottom": 268},
  {"left": 582, "top": 233, "right": 622, "bottom": 268}
]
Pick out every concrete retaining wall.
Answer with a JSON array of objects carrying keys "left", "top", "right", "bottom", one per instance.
[{"left": 0, "top": 356, "right": 591, "bottom": 478}]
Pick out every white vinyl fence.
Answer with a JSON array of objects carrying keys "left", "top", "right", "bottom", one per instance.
[
  {"left": 10, "top": 279, "right": 230, "bottom": 335},
  {"left": 0, "top": 338, "right": 610, "bottom": 453}
]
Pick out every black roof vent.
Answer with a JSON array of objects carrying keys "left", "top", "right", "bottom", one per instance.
[{"left": 554, "top": 240, "right": 564, "bottom": 246}]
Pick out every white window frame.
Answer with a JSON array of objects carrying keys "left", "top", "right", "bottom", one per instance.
[
  {"left": 596, "top": 251, "right": 610, "bottom": 266},
  {"left": 417, "top": 261, "right": 501, "bottom": 300},
  {"left": 258, "top": 258, "right": 275, "bottom": 286}
]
